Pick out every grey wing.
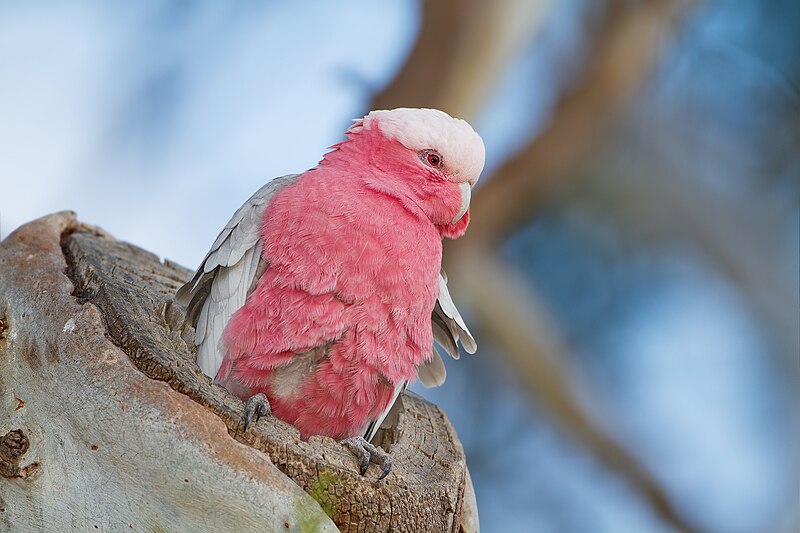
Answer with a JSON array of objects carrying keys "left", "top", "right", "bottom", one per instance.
[
  {"left": 417, "top": 269, "right": 476, "bottom": 387},
  {"left": 417, "top": 346, "right": 447, "bottom": 388},
  {"left": 431, "top": 269, "right": 476, "bottom": 357},
  {"left": 176, "top": 174, "right": 300, "bottom": 379},
  {"left": 364, "top": 380, "right": 407, "bottom": 442}
]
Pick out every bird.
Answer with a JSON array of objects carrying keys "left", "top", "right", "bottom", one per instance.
[{"left": 176, "top": 108, "right": 483, "bottom": 479}]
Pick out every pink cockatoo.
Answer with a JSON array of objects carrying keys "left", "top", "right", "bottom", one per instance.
[{"left": 176, "top": 108, "right": 483, "bottom": 479}]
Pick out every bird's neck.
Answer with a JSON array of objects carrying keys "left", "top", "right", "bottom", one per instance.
[{"left": 318, "top": 130, "right": 431, "bottom": 224}]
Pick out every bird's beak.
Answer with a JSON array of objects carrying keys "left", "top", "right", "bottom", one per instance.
[{"left": 452, "top": 182, "right": 471, "bottom": 224}]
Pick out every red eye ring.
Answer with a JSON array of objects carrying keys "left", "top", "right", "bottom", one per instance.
[{"left": 423, "top": 150, "right": 443, "bottom": 168}]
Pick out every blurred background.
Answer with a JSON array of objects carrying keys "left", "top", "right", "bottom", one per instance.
[{"left": 1, "top": 1, "right": 797, "bottom": 532}]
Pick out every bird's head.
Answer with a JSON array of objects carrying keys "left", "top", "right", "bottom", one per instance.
[{"left": 332, "top": 108, "right": 485, "bottom": 239}]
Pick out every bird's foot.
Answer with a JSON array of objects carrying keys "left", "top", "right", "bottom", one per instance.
[
  {"left": 340, "top": 436, "right": 393, "bottom": 480},
  {"left": 243, "top": 393, "right": 271, "bottom": 431}
]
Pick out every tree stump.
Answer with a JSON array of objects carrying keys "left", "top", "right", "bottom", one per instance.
[{"left": 0, "top": 212, "right": 478, "bottom": 533}]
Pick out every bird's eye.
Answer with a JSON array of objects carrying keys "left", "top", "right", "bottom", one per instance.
[{"left": 422, "top": 150, "right": 443, "bottom": 168}]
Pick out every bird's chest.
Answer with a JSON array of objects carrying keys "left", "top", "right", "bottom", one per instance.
[
  {"left": 335, "top": 212, "right": 442, "bottom": 315},
  {"left": 264, "top": 179, "right": 442, "bottom": 370}
]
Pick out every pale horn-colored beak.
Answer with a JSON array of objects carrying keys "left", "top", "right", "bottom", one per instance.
[{"left": 452, "top": 182, "right": 471, "bottom": 224}]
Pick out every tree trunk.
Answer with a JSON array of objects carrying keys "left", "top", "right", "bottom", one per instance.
[{"left": 0, "top": 212, "right": 477, "bottom": 533}]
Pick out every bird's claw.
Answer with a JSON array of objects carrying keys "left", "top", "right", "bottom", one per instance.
[
  {"left": 341, "top": 436, "right": 393, "bottom": 480},
  {"left": 243, "top": 393, "right": 271, "bottom": 431}
]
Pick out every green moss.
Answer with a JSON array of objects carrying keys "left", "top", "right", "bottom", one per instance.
[{"left": 295, "top": 470, "right": 346, "bottom": 532}]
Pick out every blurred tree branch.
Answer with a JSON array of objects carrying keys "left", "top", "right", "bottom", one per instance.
[
  {"left": 465, "top": 0, "right": 697, "bottom": 243},
  {"left": 372, "top": 0, "right": 553, "bottom": 119},
  {"left": 373, "top": 1, "right": 704, "bottom": 532}
]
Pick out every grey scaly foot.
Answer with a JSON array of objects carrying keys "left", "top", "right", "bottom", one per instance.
[
  {"left": 243, "top": 393, "right": 271, "bottom": 431},
  {"left": 341, "top": 436, "right": 393, "bottom": 480}
]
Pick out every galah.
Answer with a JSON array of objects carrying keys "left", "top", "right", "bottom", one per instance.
[{"left": 176, "top": 108, "right": 483, "bottom": 479}]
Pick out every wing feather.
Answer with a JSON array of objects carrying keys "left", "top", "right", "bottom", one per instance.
[
  {"left": 364, "top": 381, "right": 407, "bottom": 442},
  {"left": 431, "top": 307, "right": 459, "bottom": 359},
  {"left": 433, "top": 270, "right": 478, "bottom": 359},
  {"left": 176, "top": 174, "right": 300, "bottom": 379},
  {"left": 194, "top": 291, "right": 210, "bottom": 345},
  {"left": 417, "top": 346, "right": 446, "bottom": 388}
]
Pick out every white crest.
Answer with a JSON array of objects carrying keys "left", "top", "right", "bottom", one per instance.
[{"left": 363, "top": 108, "right": 485, "bottom": 185}]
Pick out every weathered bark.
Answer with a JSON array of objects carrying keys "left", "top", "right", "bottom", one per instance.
[
  {"left": 372, "top": 0, "right": 552, "bottom": 120},
  {"left": 0, "top": 212, "right": 476, "bottom": 533}
]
